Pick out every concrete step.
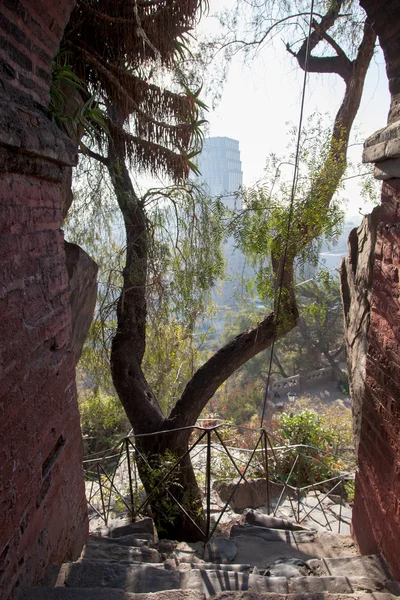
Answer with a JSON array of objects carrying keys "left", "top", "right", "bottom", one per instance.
[{"left": 81, "top": 536, "right": 160, "bottom": 563}]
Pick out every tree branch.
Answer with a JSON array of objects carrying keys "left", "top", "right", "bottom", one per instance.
[
  {"left": 286, "top": 43, "right": 352, "bottom": 80},
  {"left": 312, "top": 18, "right": 347, "bottom": 57},
  {"left": 168, "top": 261, "right": 298, "bottom": 428},
  {"left": 286, "top": 0, "right": 353, "bottom": 82},
  {"left": 80, "top": 143, "right": 109, "bottom": 166}
]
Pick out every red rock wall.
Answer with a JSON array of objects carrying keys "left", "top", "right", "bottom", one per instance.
[
  {"left": 0, "top": 1, "right": 88, "bottom": 598},
  {"left": 352, "top": 180, "right": 400, "bottom": 577},
  {"left": 351, "top": 0, "right": 400, "bottom": 579}
]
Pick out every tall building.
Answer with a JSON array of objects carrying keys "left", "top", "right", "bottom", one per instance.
[
  {"left": 196, "top": 137, "right": 248, "bottom": 314},
  {"left": 197, "top": 137, "right": 243, "bottom": 208}
]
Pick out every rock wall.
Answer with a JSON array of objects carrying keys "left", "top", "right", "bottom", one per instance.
[
  {"left": 342, "top": 0, "right": 400, "bottom": 579},
  {"left": 340, "top": 206, "right": 380, "bottom": 452},
  {"left": 350, "top": 181, "right": 400, "bottom": 576},
  {"left": 0, "top": 1, "right": 89, "bottom": 598}
]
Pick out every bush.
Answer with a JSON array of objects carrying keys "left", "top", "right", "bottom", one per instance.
[
  {"left": 272, "top": 409, "right": 346, "bottom": 489},
  {"left": 79, "top": 389, "right": 130, "bottom": 453}
]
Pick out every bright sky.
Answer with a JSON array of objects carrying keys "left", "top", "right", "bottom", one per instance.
[{"left": 196, "top": 1, "right": 390, "bottom": 218}]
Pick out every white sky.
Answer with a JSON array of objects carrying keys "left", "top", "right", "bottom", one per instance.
[{"left": 196, "top": 1, "right": 390, "bottom": 218}]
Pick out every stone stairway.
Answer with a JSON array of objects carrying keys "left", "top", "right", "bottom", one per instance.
[{"left": 23, "top": 511, "right": 400, "bottom": 600}]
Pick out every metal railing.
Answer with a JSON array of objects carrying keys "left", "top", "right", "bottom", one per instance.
[{"left": 83, "top": 423, "right": 355, "bottom": 541}]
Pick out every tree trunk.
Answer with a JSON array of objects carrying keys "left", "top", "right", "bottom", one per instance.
[{"left": 134, "top": 428, "right": 206, "bottom": 541}]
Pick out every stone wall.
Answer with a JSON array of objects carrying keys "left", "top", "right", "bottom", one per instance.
[
  {"left": 342, "top": 0, "right": 400, "bottom": 579},
  {"left": 351, "top": 181, "right": 400, "bottom": 576},
  {"left": 0, "top": 1, "right": 89, "bottom": 598}
]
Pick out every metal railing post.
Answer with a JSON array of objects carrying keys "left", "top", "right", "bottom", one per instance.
[
  {"left": 126, "top": 437, "right": 135, "bottom": 522},
  {"left": 205, "top": 429, "right": 212, "bottom": 540},
  {"left": 263, "top": 429, "right": 271, "bottom": 514},
  {"left": 338, "top": 477, "right": 344, "bottom": 534},
  {"left": 297, "top": 453, "right": 301, "bottom": 522},
  {"left": 97, "top": 462, "right": 107, "bottom": 526}
]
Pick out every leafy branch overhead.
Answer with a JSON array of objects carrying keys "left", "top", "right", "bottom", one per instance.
[{"left": 59, "top": 0, "right": 209, "bottom": 179}]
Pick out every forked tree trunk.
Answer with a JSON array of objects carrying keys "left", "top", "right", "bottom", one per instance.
[{"left": 104, "top": 13, "right": 375, "bottom": 541}]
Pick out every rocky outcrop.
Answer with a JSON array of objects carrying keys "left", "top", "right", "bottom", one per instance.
[
  {"left": 340, "top": 206, "right": 380, "bottom": 451},
  {"left": 342, "top": 0, "right": 400, "bottom": 579},
  {"left": 0, "top": 2, "right": 92, "bottom": 599},
  {"left": 64, "top": 241, "right": 98, "bottom": 362},
  {"left": 213, "top": 479, "right": 284, "bottom": 513}
]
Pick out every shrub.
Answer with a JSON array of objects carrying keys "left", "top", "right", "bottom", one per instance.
[
  {"left": 79, "top": 389, "right": 130, "bottom": 453},
  {"left": 272, "top": 409, "right": 347, "bottom": 489}
]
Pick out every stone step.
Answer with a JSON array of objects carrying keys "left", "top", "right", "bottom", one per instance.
[
  {"left": 231, "top": 529, "right": 358, "bottom": 568},
  {"left": 183, "top": 569, "right": 397, "bottom": 598},
  {"left": 54, "top": 560, "right": 182, "bottom": 592},
  {"left": 82, "top": 537, "right": 160, "bottom": 563},
  {"left": 183, "top": 570, "right": 288, "bottom": 596},
  {"left": 230, "top": 525, "right": 315, "bottom": 543},
  {"left": 89, "top": 534, "right": 151, "bottom": 547},
  {"left": 23, "top": 589, "right": 400, "bottom": 600},
  {"left": 23, "top": 588, "right": 204, "bottom": 600},
  {"left": 241, "top": 509, "right": 310, "bottom": 531},
  {"left": 100, "top": 517, "right": 155, "bottom": 539},
  {"left": 92, "top": 531, "right": 155, "bottom": 545},
  {"left": 191, "top": 563, "right": 251, "bottom": 573},
  {"left": 210, "top": 593, "right": 400, "bottom": 600},
  {"left": 311, "top": 555, "right": 393, "bottom": 580}
]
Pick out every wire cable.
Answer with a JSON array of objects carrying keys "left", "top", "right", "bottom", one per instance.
[{"left": 260, "top": 0, "right": 316, "bottom": 428}]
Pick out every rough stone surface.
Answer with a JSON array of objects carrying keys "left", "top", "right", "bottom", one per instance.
[
  {"left": 241, "top": 510, "right": 308, "bottom": 531},
  {"left": 340, "top": 206, "right": 380, "bottom": 451},
  {"left": 64, "top": 241, "right": 98, "bottom": 361},
  {"left": 184, "top": 570, "right": 288, "bottom": 597},
  {"left": 104, "top": 518, "right": 155, "bottom": 539},
  {"left": 24, "top": 590, "right": 205, "bottom": 600},
  {"left": 231, "top": 531, "right": 358, "bottom": 570},
  {"left": 59, "top": 560, "right": 182, "bottom": 592},
  {"left": 174, "top": 541, "right": 205, "bottom": 564},
  {"left": 346, "top": 0, "right": 400, "bottom": 579},
  {"left": 351, "top": 181, "right": 400, "bottom": 579},
  {"left": 374, "top": 159, "right": 400, "bottom": 180},
  {"left": 321, "top": 555, "right": 391, "bottom": 581},
  {"left": 88, "top": 535, "right": 150, "bottom": 548},
  {"left": 265, "top": 558, "right": 311, "bottom": 578},
  {"left": 81, "top": 538, "right": 160, "bottom": 563},
  {"left": 211, "top": 594, "right": 399, "bottom": 600},
  {"left": 230, "top": 525, "right": 315, "bottom": 544},
  {"left": 204, "top": 538, "right": 237, "bottom": 564},
  {"left": 214, "top": 480, "right": 284, "bottom": 512},
  {"left": 0, "top": 2, "right": 89, "bottom": 599}
]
